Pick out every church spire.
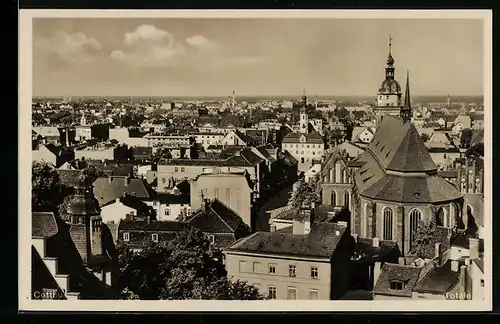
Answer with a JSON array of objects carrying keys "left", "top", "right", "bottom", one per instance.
[
  {"left": 301, "top": 89, "right": 308, "bottom": 110},
  {"left": 401, "top": 70, "right": 412, "bottom": 123},
  {"left": 385, "top": 35, "right": 395, "bottom": 79}
]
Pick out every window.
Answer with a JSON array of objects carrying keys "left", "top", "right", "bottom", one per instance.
[
  {"left": 268, "top": 264, "right": 276, "bottom": 274},
  {"left": 215, "top": 188, "right": 219, "bottom": 199},
  {"left": 239, "top": 260, "right": 246, "bottom": 272},
  {"left": 151, "top": 233, "right": 158, "bottom": 242},
  {"left": 208, "top": 235, "right": 215, "bottom": 244},
  {"left": 330, "top": 191, "right": 337, "bottom": 206},
  {"left": 253, "top": 262, "right": 260, "bottom": 273},
  {"left": 161, "top": 178, "right": 166, "bottom": 184},
  {"left": 225, "top": 188, "right": 231, "bottom": 203},
  {"left": 383, "top": 207, "right": 393, "bottom": 241},
  {"left": 181, "top": 167, "right": 185, "bottom": 172},
  {"left": 409, "top": 209, "right": 422, "bottom": 249},
  {"left": 481, "top": 279, "right": 485, "bottom": 287},
  {"left": 268, "top": 286, "right": 277, "bottom": 299},
  {"left": 309, "top": 289, "right": 319, "bottom": 300},
  {"left": 390, "top": 281, "right": 404, "bottom": 290},
  {"left": 123, "top": 232, "right": 130, "bottom": 242},
  {"left": 344, "top": 190, "right": 350, "bottom": 208},
  {"left": 165, "top": 209, "right": 170, "bottom": 216},
  {"left": 174, "top": 167, "right": 179, "bottom": 172},
  {"left": 310, "top": 267, "right": 319, "bottom": 279},
  {"left": 289, "top": 265, "right": 296, "bottom": 277},
  {"left": 287, "top": 287, "right": 297, "bottom": 300}
]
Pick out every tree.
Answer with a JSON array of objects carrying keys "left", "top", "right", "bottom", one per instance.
[
  {"left": 117, "top": 227, "right": 264, "bottom": 300},
  {"left": 82, "top": 165, "right": 106, "bottom": 183},
  {"left": 291, "top": 175, "right": 321, "bottom": 208},
  {"left": 460, "top": 128, "right": 473, "bottom": 149},
  {"left": 32, "top": 162, "right": 63, "bottom": 212},
  {"left": 410, "top": 220, "right": 438, "bottom": 259}
]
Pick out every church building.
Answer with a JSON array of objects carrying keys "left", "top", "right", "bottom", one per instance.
[
  {"left": 321, "top": 38, "right": 466, "bottom": 257},
  {"left": 281, "top": 91, "right": 325, "bottom": 172}
]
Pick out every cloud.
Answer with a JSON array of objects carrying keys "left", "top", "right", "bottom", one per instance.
[
  {"left": 111, "top": 25, "right": 185, "bottom": 68},
  {"left": 111, "top": 25, "right": 265, "bottom": 71},
  {"left": 35, "top": 31, "right": 103, "bottom": 63},
  {"left": 124, "top": 25, "right": 172, "bottom": 46},
  {"left": 186, "top": 35, "right": 217, "bottom": 49}
]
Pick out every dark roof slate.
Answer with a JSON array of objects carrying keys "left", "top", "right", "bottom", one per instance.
[
  {"left": 373, "top": 263, "right": 421, "bottom": 297},
  {"left": 412, "top": 260, "right": 460, "bottom": 294},
  {"left": 32, "top": 212, "right": 59, "bottom": 238}
]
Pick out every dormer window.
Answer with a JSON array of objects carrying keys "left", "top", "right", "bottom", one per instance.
[
  {"left": 152, "top": 233, "right": 158, "bottom": 242},
  {"left": 390, "top": 280, "right": 404, "bottom": 290},
  {"left": 123, "top": 232, "right": 130, "bottom": 242}
]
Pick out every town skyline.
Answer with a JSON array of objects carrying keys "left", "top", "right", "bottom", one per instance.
[{"left": 33, "top": 18, "right": 484, "bottom": 97}]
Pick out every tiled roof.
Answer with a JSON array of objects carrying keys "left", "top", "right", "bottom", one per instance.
[
  {"left": 57, "top": 169, "right": 84, "bottom": 187},
  {"left": 227, "top": 222, "right": 347, "bottom": 258},
  {"left": 412, "top": 260, "right": 461, "bottom": 294},
  {"left": 279, "top": 150, "right": 298, "bottom": 166},
  {"left": 373, "top": 263, "right": 421, "bottom": 297},
  {"left": 92, "top": 177, "right": 156, "bottom": 206},
  {"left": 155, "top": 193, "right": 190, "bottom": 205},
  {"left": 365, "top": 116, "right": 438, "bottom": 173},
  {"left": 188, "top": 199, "right": 244, "bottom": 233},
  {"left": 360, "top": 174, "right": 463, "bottom": 204},
  {"left": 218, "top": 114, "right": 243, "bottom": 128},
  {"left": 282, "top": 131, "right": 324, "bottom": 144},
  {"left": 32, "top": 212, "right": 59, "bottom": 238},
  {"left": 240, "top": 148, "right": 265, "bottom": 165}
]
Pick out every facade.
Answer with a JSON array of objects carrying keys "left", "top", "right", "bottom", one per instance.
[
  {"left": 282, "top": 93, "right": 325, "bottom": 171},
  {"left": 225, "top": 208, "right": 352, "bottom": 300},
  {"left": 190, "top": 172, "right": 253, "bottom": 228}
]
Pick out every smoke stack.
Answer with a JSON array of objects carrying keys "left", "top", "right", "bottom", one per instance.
[
  {"left": 108, "top": 176, "right": 113, "bottom": 184},
  {"left": 434, "top": 242, "right": 441, "bottom": 259}
]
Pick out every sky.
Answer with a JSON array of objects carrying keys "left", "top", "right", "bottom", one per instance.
[{"left": 32, "top": 18, "right": 485, "bottom": 97}]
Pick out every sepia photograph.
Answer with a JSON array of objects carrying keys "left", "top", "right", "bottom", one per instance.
[{"left": 19, "top": 10, "right": 492, "bottom": 312}]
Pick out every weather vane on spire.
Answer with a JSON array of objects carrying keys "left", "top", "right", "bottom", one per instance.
[{"left": 389, "top": 34, "right": 393, "bottom": 52}]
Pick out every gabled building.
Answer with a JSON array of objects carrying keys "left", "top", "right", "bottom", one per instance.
[
  {"left": 92, "top": 176, "right": 157, "bottom": 206},
  {"left": 186, "top": 198, "right": 252, "bottom": 249}
]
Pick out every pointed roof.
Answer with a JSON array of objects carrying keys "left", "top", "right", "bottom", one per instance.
[
  {"left": 401, "top": 70, "right": 412, "bottom": 119},
  {"left": 387, "top": 34, "right": 394, "bottom": 66},
  {"left": 366, "top": 116, "right": 437, "bottom": 173}
]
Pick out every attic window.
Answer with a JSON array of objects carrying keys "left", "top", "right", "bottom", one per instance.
[
  {"left": 362, "top": 175, "right": 373, "bottom": 183},
  {"left": 389, "top": 280, "right": 404, "bottom": 290},
  {"left": 360, "top": 169, "right": 368, "bottom": 175},
  {"left": 152, "top": 233, "right": 158, "bottom": 242},
  {"left": 123, "top": 232, "right": 130, "bottom": 242},
  {"left": 414, "top": 191, "right": 421, "bottom": 197},
  {"left": 381, "top": 145, "right": 386, "bottom": 151}
]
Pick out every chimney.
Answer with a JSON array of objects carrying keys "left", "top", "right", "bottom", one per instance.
[
  {"left": 398, "top": 257, "right": 406, "bottom": 265},
  {"left": 459, "top": 265, "right": 467, "bottom": 297},
  {"left": 270, "top": 224, "right": 277, "bottom": 233},
  {"left": 372, "top": 237, "right": 380, "bottom": 248},
  {"left": 147, "top": 215, "right": 151, "bottom": 224},
  {"left": 469, "top": 237, "right": 480, "bottom": 260},
  {"left": 337, "top": 221, "right": 348, "bottom": 228},
  {"left": 124, "top": 176, "right": 129, "bottom": 186},
  {"left": 115, "top": 198, "right": 120, "bottom": 203},
  {"left": 451, "top": 260, "right": 459, "bottom": 272},
  {"left": 108, "top": 176, "right": 113, "bottom": 183},
  {"left": 373, "top": 262, "right": 382, "bottom": 285}
]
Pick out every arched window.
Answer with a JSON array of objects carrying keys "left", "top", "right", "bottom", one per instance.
[
  {"left": 436, "top": 207, "right": 446, "bottom": 227},
  {"left": 383, "top": 207, "right": 393, "bottom": 241},
  {"left": 331, "top": 191, "right": 337, "bottom": 206},
  {"left": 409, "top": 209, "right": 422, "bottom": 249},
  {"left": 344, "top": 191, "right": 350, "bottom": 209}
]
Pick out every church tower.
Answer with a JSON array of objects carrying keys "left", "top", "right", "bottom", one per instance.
[
  {"left": 80, "top": 112, "right": 87, "bottom": 126},
  {"left": 65, "top": 173, "right": 104, "bottom": 265},
  {"left": 299, "top": 89, "right": 309, "bottom": 134},
  {"left": 374, "top": 35, "right": 403, "bottom": 127}
]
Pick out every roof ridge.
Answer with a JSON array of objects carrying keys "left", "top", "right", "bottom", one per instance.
[{"left": 210, "top": 199, "right": 241, "bottom": 231}]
